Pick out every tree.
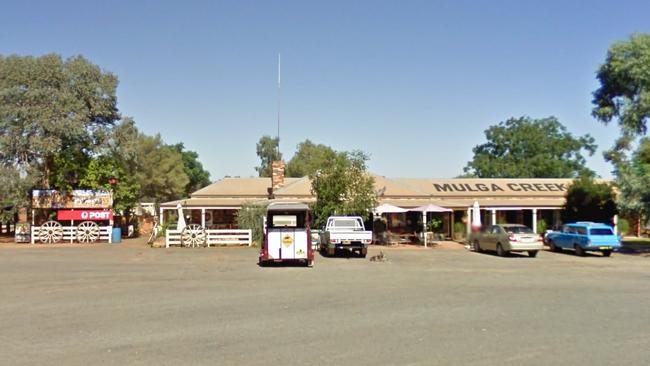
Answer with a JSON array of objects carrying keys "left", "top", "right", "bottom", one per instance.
[
  {"left": 463, "top": 116, "right": 597, "bottom": 178},
  {"left": 170, "top": 143, "right": 211, "bottom": 196},
  {"left": 561, "top": 177, "right": 617, "bottom": 224},
  {"left": 285, "top": 140, "right": 337, "bottom": 177},
  {"left": 0, "top": 54, "right": 120, "bottom": 187},
  {"left": 613, "top": 138, "right": 650, "bottom": 219},
  {"left": 310, "top": 150, "right": 377, "bottom": 227},
  {"left": 133, "top": 134, "right": 189, "bottom": 203},
  {"left": 592, "top": 33, "right": 650, "bottom": 161},
  {"left": 255, "top": 135, "right": 281, "bottom": 177},
  {"left": 0, "top": 166, "right": 35, "bottom": 223}
]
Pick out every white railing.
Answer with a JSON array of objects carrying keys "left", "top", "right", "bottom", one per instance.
[
  {"left": 166, "top": 229, "right": 252, "bottom": 248},
  {"left": 30, "top": 225, "right": 113, "bottom": 244}
]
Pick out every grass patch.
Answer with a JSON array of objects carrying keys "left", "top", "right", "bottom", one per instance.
[{"left": 622, "top": 237, "right": 650, "bottom": 246}]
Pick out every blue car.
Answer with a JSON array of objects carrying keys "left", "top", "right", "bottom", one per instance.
[{"left": 545, "top": 222, "right": 621, "bottom": 257}]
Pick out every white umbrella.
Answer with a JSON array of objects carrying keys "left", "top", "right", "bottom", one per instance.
[
  {"left": 471, "top": 201, "right": 481, "bottom": 229},
  {"left": 411, "top": 204, "right": 452, "bottom": 247},
  {"left": 176, "top": 203, "right": 186, "bottom": 231},
  {"left": 374, "top": 203, "right": 408, "bottom": 214}
]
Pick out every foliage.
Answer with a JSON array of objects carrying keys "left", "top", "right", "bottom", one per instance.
[
  {"left": 536, "top": 218, "right": 547, "bottom": 234},
  {"left": 236, "top": 202, "right": 268, "bottom": 245},
  {"left": 285, "top": 140, "right": 337, "bottom": 177},
  {"left": 617, "top": 218, "right": 630, "bottom": 236},
  {"left": 0, "top": 166, "right": 35, "bottom": 222},
  {"left": 463, "top": 116, "right": 596, "bottom": 178},
  {"left": 170, "top": 143, "right": 211, "bottom": 196},
  {"left": 561, "top": 177, "right": 617, "bottom": 224},
  {"left": 132, "top": 134, "right": 189, "bottom": 203},
  {"left": 427, "top": 218, "right": 442, "bottom": 232},
  {"left": 255, "top": 135, "right": 281, "bottom": 177},
  {"left": 612, "top": 138, "right": 650, "bottom": 218},
  {"left": 592, "top": 33, "right": 650, "bottom": 162},
  {"left": 0, "top": 54, "right": 120, "bottom": 186},
  {"left": 453, "top": 222, "right": 466, "bottom": 238},
  {"left": 309, "top": 151, "right": 377, "bottom": 227}
]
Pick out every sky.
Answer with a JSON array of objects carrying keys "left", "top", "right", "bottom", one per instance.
[{"left": 1, "top": 0, "right": 649, "bottom": 180}]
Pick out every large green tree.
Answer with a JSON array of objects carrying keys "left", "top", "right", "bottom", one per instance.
[
  {"left": 170, "top": 143, "right": 211, "bottom": 196},
  {"left": 592, "top": 33, "right": 650, "bottom": 162},
  {"left": 464, "top": 116, "right": 597, "bottom": 178},
  {"left": 561, "top": 177, "right": 617, "bottom": 225},
  {"left": 133, "top": 134, "right": 189, "bottom": 203},
  {"left": 285, "top": 140, "right": 337, "bottom": 177},
  {"left": 613, "top": 138, "right": 650, "bottom": 218},
  {"left": 255, "top": 135, "right": 281, "bottom": 177},
  {"left": 310, "top": 151, "right": 377, "bottom": 227},
  {"left": 0, "top": 54, "right": 120, "bottom": 186}
]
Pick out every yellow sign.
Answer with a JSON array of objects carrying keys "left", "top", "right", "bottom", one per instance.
[{"left": 282, "top": 234, "right": 293, "bottom": 247}]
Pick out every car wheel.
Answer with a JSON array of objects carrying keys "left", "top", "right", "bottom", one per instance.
[
  {"left": 602, "top": 250, "right": 612, "bottom": 257},
  {"left": 528, "top": 250, "right": 538, "bottom": 258},
  {"left": 548, "top": 240, "right": 558, "bottom": 252},
  {"left": 496, "top": 243, "right": 508, "bottom": 257},
  {"left": 574, "top": 244, "right": 586, "bottom": 257},
  {"left": 473, "top": 240, "right": 482, "bottom": 253}
]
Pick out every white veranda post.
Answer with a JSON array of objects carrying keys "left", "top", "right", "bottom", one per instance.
[{"left": 532, "top": 209, "right": 538, "bottom": 233}]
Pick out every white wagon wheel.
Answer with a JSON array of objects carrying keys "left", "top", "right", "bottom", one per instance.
[
  {"left": 181, "top": 224, "right": 207, "bottom": 248},
  {"left": 39, "top": 221, "right": 63, "bottom": 244},
  {"left": 77, "top": 221, "right": 100, "bottom": 243}
]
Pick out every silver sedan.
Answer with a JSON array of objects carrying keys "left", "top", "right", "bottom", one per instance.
[{"left": 472, "top": 224, "right": 544, "bottom": 257}]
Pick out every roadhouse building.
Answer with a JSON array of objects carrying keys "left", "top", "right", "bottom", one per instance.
[{"left": 161, "top": 165, "right": 580, "bottom": 239}]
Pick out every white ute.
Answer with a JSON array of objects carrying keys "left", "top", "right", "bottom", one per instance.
[{"left": 319, "top": 216, "right": 372, "bottom": 257}]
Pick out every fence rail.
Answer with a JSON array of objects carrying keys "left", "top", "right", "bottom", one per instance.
[
  {"left": 30, "top": 225, "right": 113, "bottom": 244},
  {"left": 166, "top": 229, "right": 252, "bottom": 248}
]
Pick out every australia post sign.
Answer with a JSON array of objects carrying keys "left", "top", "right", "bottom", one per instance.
[{"left": 57, "top": 210, "right": 113, "bottom": 221}]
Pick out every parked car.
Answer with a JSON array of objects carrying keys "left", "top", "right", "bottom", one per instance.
[
  {"left": 545, "top": 222, "right": 621, "bottom": 257},
  {"left": 471, "top": 224, "right": 543, "bottom": 257},
  {"left": 319, "top": 216, "right": 372, "bottom": 257}
]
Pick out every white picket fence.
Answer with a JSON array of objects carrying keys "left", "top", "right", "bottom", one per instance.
[
  {"left": 166, "top": 229, "right": 252, "bottom": 248},
  {"left": 30, "top": 225, "right": 113, "bottom": 244}
]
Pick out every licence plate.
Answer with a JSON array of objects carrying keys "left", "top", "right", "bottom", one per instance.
[
  {"left": 342, "top": 240, "right": 351, "bottom": 244},
  {"left": 599, "top": 246, "right": 611, "bottom": 250}
]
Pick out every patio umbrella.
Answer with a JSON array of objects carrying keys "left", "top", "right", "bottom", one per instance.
[
  {"left": 374, "top": 203, "right": 408, "bottom": 214},
  {"left": 471, "top": 201, "right": 481, "bottom": 230},
  {"left": 176, "top": 203, "right": 186, "bottom": 231},
  {"left": 411, "top": 204, "right": 452, "bottom": 247}
]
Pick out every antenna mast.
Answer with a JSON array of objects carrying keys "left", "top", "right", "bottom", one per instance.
[{"left": 277, "top": 53, "right": 281, "bottom": 157}]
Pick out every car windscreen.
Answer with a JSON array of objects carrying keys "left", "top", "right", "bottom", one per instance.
[
  {"left": 505, "top": 226, "right": 534, "bottom": 234},
  {"left": 590, "top": 228, "right": 614, "bottom": 236}
]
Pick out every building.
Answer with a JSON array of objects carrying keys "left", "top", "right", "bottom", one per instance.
[{"left": 161, "top": 167, "right": 576, "bottom": 237}]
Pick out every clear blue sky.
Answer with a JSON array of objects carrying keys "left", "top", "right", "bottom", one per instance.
[{"left": 2, "top": 0, "right": 648, "bottom": 180}]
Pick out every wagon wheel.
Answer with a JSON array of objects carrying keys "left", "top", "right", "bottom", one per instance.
[
  {"left": 77, "top": 221, "right": 100, "bottom": 243},
  {"left": 39, "top": 221, "right": 63, "bottom": 244},
  {"left": 181, "top": 224, "right": 206, "bottom": 248}
]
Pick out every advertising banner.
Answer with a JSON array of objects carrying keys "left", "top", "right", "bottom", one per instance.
[
  {"left": 57, "top": 210, "right": 113, "bottom": 221},
  {"left": 32, "top": 190, "right": 113, "bottom": 209}
]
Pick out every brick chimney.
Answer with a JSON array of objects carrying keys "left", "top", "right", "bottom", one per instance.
[{"left": 271, "top": 160, "right": 285, "bottom": 191}]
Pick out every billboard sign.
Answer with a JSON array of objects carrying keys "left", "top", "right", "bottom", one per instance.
[{"left": 32, "top": 190, "right": 113, "bottom": 209}]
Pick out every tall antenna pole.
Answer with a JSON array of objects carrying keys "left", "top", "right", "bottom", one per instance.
[{"left": 277, "top": 53, "right": 281, "bottom": 158}]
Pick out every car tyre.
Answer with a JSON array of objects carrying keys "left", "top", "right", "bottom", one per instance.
[
  {"left": 473, "top": 240, "right": 482, "bottom": 253},
  {"left": 528, "top": 250, "right": 538, "bottom": 258},
  {"left": 496, "top": 243, "right": 508, "bottom": 257},
  {"left": 602, "top": 250, "right": 612, "bottom": 257},
  {"left": 548, "top": 240, "right": 559, "bottom": 252},
  {"left": 574, "top": 244, "right": 586, "bottom": 257}
]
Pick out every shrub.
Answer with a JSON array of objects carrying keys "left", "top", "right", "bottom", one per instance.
[
  {"left": 536, "top": 218, "right": 547, "bottom": 234},
  {"left": 236, "top": 202, "right": 268, "bottom": 246},
  {"left": 617, "top": 218, "right": 629, "bottom": 236}
]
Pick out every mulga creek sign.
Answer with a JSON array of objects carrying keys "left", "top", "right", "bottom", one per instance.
[
  {"left": 432, "top": 182, "right": 568, "bottom": 193},
  {"left": 57, "top": 210, "right": 113, "bottom": 221}
]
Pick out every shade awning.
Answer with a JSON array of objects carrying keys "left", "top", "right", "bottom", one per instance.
[
  {"left": 410, "top": 204, "right": 452, "bottom": 212},
  {"left": 374, "top": 203, "right": 408, "bottom": 214}
]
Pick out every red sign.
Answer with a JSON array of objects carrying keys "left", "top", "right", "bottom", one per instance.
[{"left": 57, "top": 210, "right": 113, "bottom": 221}]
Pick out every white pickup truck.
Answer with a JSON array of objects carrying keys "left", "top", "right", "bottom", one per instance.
[{"left": 319, "top": 216, "right": 372, "bottom": 257}]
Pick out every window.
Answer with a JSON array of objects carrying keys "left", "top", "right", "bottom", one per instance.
[
  {"left": 590, "top": 228, "right": 614, "bottom": 236},
  {"left": 504, "top": 226, "right": 534, "bottom": 234},
  {"left": 272, "top": 215, "right": 298, "bottom": 227},
  {"left": 576, "top": 227, "right": 588, "bottom": 235}
]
